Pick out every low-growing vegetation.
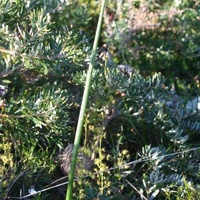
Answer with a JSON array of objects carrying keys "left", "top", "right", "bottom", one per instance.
[{"left": 0, "top": 0, "right": 200, "bottom": 199}]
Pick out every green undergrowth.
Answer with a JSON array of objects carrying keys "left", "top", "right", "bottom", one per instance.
[{"left": 0, "top": 0, "right": 200, "bottom": 199}]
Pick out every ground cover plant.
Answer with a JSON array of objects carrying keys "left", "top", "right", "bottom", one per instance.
[{"left": 0, "top": 0, "right": 200, "bottom": 199}]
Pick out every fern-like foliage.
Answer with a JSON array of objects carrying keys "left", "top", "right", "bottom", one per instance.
[
  {"left": 0, "top": 0, "right": 90, "bottom": 198},
  {"left": 1, "top": 1, "right": 200, "bottom": 199},
  {"left": 179, "top": 96, "right": 200, "bottom": 132},
  {"left": 6, "top": 82, "right": 71, "bottom": 146}
]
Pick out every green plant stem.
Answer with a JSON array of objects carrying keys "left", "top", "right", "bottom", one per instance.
[{"left": 65, "top": 0, "right": 107, "bottom": 199}]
